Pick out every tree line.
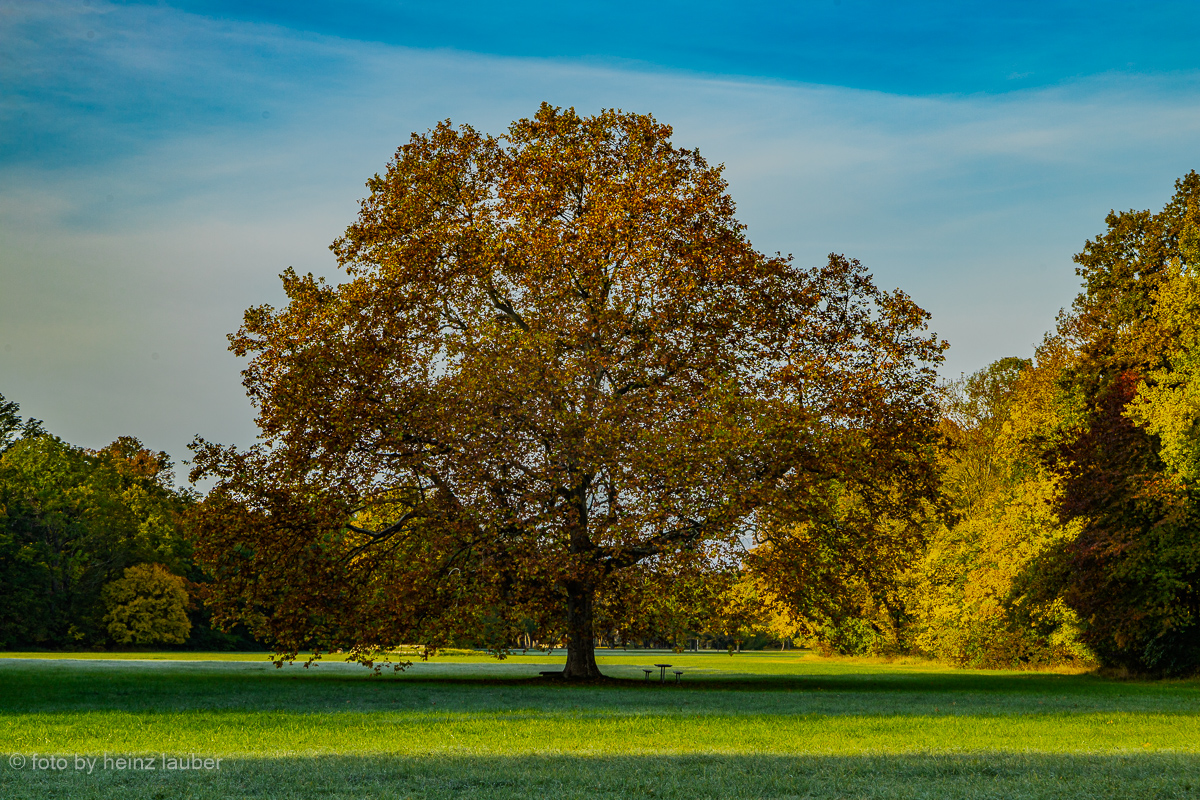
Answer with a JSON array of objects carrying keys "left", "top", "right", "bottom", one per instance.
[
  {"left": 0, "top": 397, "right": 257, "bottom": 651},
  {"left": 2, "top": 107, "right": 1197, "bottom": 676},
  {"left": 902, "top": 172, "right": 1200, "bottom": 675}
]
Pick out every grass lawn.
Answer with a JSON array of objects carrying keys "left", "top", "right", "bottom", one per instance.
[{"left": 1, "top": 649, "right": 1198, "bottom": 798}]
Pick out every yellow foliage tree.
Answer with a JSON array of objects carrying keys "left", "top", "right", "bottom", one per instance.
[
  {"left": 907, "top": 357, "right": 1094, "bottom": 668},
  {"left": 102, "top": 563, "right": 191, "bottom": 645},
  {"left": 1127, "top": 209, "right": 1200, "bottom": 482}
]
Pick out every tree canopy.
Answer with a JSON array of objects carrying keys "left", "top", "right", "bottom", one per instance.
[
  {"left": 189, "top": 105, "right": 945, "bottom": 678},
  {"left": 103, "top": 563, "right": 193, "bottom": 645},
  {"left": 12, "top": 116, "right": 1197, "bottom": 676}
]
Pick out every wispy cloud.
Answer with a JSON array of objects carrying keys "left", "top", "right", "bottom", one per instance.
[{"left": 3, "top": 1, "right": 1199, "bottom": 474}]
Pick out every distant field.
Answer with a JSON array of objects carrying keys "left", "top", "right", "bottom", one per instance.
[{"left": 2, "top": 651, "right": 1198, "bottom": 799}]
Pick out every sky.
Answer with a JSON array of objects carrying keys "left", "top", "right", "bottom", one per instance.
[{"left": 3, "top": 0, "right": 1200, "bottom": 482}]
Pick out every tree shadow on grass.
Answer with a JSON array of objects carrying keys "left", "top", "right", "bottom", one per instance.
[
  {"left": 2, "top": 752, "right": 1197, "bottom": 800},
  {"left": 5, "top": 655, "right": 1191, "bottom": 699},
  {"left": 304, "top": 665, "right": 1199, "bottom": 702},
  {"left": 3, "top": 657, "right": 1198, "bottom": 719}
]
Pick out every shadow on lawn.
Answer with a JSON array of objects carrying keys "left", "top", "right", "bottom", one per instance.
[
  {"left": 3, "top": 752, "right": 1198, "bottom": 800},
  {"left": 0, "top": 663, "right": 1131, "bottom": 695},
  {"left": 4, "top": 657, "right": 1196, "bottom": 714},
  {"left": 319, "top": 666, "right": 1192, "bottom": 699},
  {"left": 549, "top": 670, "right": 1101, "bottom": 694}
]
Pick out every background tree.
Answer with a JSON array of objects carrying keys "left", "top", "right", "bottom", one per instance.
[
  {"left": 939, "top": 357, "right": 1032, "bottom": 511},
  {"left": 905, "top": 174, "right": 1200, "bottom": 674},
  {"left": 748, "top": 489, "right": 926, "bottom": 657},
  {"left": 0, "top": 400, "right": 197, "bottom": 649},
  {"left": 904, "top": 357, "right": 1092, "bottom": 668},
  {"left": 0, "top": 392, "right": 44, "bottom": 451},
  {"left": 1127, "top": 206, "right": 1200, "bottom": 482},
  {"left": 103, "top": 563, "right": 192, "bottom": 645},
  {"left": 189, "top": 105, "right": 945, "bottom": 678},
  {"left": 1043, "top": 173, "right": 1200, "bottom": 674}
]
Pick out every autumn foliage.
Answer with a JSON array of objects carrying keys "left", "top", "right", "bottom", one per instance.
[
  {"left": 904, "top": 172, "right": 1200, "bottom": 675},
  {"left": 6, "top": 111, "right": 1196, "bottom": 677},
  {"left": 188, "top": 105, "right": 946, "bottom": 677}
]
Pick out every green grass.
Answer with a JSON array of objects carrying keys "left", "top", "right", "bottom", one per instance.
[{"left": 2, "top": 651, "right": 1198, "bottom": 798}]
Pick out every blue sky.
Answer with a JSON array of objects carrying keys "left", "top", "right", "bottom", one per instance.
[{"left": 3, "top": 0, "right": 1200, "bottom": 478}]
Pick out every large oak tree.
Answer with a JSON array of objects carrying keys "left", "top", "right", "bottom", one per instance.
[{"left": 189, "top": 105, "right": 944, "bottom": 678}]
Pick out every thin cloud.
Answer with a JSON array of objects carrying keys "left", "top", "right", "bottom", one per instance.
[{"left": 3, "top": 3, "right": 1199, "bottom": 478}]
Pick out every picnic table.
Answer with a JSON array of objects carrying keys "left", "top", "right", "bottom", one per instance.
[{"left": 653, "top": 663, "right": 672, "bottom": 682}]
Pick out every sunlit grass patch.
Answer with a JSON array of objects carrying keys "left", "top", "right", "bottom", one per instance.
[{"left": 4, "top": 708, "right": 1199, "bottom": 757}]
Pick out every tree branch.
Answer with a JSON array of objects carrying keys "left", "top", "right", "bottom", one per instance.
[
  {"left": 597, "top": 517, "right": 709, "bottom": 573},
  {"left": 342, "top": 506, "right": 424, "bottom": 561},
  {"left": 485, "top": 281, "right": 530, "bottom": 331}
]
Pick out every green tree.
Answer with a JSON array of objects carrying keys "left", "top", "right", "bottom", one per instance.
[
  {"left": 0, "top": 428, "right": 193, "bottom": 648},
  {"left": 190, "top": 105, "right": 946, "bottom": 678},
  {"left": 748, "top": 489, "right": 924, "bottom": 657},
  {"left": 939, "top": 357, "right": 1031, "bottom": 512},
  {"left": 0, "top": 392, "right": 44, "bottom": 452},
  {"left": 103, "top": 563, "right": 192, "bottom": 645},
  {"left": 1127, "top": 204, "right": 1200, "bottom": 481}
]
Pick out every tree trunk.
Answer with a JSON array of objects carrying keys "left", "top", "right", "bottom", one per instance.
[{"left": 562, "top": 581, "right": 603, "bottom": 680}]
